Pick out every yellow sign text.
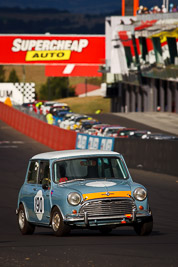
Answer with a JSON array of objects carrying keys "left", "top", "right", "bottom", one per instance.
[{"left": 25, "top": 50, "right": 71, "bottom": 61}]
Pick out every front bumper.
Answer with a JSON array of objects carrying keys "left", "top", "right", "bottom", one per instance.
[{"left": 64, "top": 209, "right": 152, "bottom": 227}]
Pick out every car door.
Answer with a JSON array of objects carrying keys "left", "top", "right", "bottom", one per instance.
[
  {"left": 22, "top": 160, "right": 39, "bottom": 222},
  {"left": 34, "top": 160, "right": 51, "bottom": 224}
]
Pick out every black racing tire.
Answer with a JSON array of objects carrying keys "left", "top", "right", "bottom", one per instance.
[
  {"left": 134, "top": 216, "right": 153, "bottom": 236},
  {"left": 18, "top": 204, "right": 35, "bottom": 235},
  {"left": 51, "top": 207, "right": 71, "bottom": 237}
]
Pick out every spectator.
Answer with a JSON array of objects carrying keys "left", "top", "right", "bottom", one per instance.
[
  {"left": 149, "top": 5, "right": 162, "bottom": 13},
  {"left": 46, "top": 110, "right": 54, "bottom": 125},
  {"left": 137, "top": 5, "right": 144, "bottom": 14},
  {"left": 161, "top": 5, "right": 167, "bottom": 13},
  {"left": 172, "top": 5, "right": 177, "bottom": 12},
  {"left": 143, "top": 6, "right": 149, "bottom": 14},
  {"left": 169, "top": 3, "right": 174, "bottom": 12}
]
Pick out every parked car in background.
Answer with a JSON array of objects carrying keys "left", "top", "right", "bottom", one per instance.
[
  {"left": 84, "top": 128, "right": 100, "bottom": 135},
  {"left": 16, "top": 150, "right": 153, "bottom": 237},
  {"left": 60, "top": 114, "right": 90, "bottom": 130},
  {"left": 49, "top": 106, "right": 71, "bottom": 126},
  {"left": 143, "top": 133, "right": 178, "bottom": 140},
  {"left": 41, "top": 101, "right": 69, "bottom": 115},
  {"left": 102, "top": 126, "right": 125, "bottom": 137},
  {"left": 60, "top": 113, "right": 80, "bottom": 129},
  {"left": 114, "top": 128, "right": 137, "bottom": 138},
  {"left": 70, "top": 116, "right": 93, "bottom": 131},
  {"left": 59, "top": 112, "right": 75, "bottom": 125},
  {"left": 40, "top": 101, "right": 59, "bottom": 115},
  {"left": 79, "top": 119, "right": 100, "bottom": 133},
  {"left": 129, "top": 130, "right": 152, "bottom": 139},
  {"left": 91, "top": 124, "right": 110, "bottom": 136}
]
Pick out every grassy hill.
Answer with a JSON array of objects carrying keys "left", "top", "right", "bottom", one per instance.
[{"left": 57, "top": 96, "right": 111, "bottom": 114}]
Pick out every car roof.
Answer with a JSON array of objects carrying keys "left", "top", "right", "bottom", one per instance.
[
  {"left": 133, "top": 130, "right": 150, "bottom": 133},
  {"left": 105, "top": 126, "right": 125, "bottom": 130},
  {"left": 117, "top": 128, "right": 137, "bottom": 132},
  {"left": 31, "top": 149, "right": 120, "bottom": 160},
  {"left": 92, "top": 124, "right": 110, "bottom": 129},
  {"left": 53, "top": 103, "right": 68, "bottom": 107},
  {"left": 105, "top": 125, "right": 124, "bottom": 128},
  {"left": 44, "top": 101, "right": 58, "bottom": 105}
]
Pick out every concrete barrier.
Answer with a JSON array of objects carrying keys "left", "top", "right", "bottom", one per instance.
[
  {"left": 114, "top": 138, "right": 178, "bottom": 177},
  {"left": 0, "top": 102, "right": 77, "bottom": 150}
]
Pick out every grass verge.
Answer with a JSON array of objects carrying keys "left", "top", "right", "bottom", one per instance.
[{"left": 57, "top": 96, "right": 110, "bottom": 114}]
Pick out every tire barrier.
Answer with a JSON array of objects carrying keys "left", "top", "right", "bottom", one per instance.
[{"left": 0, "top": 102, "right": 76, "bottom": 150}]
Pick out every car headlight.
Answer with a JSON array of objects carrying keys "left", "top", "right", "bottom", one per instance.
[
  {"left": 67, "top": 192, "right": 81, "bottom": 206},
  {"left": 133, "top": 187, "right": 147, "bottom": 201}
]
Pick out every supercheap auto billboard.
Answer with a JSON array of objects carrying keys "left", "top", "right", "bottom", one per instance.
[{"left": 0, "top": 34, "right": 105, "bottom": 65}]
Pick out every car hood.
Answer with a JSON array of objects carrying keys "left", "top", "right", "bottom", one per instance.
[{"left": 58, "top": 179, "right": 132, "bottom": 200}]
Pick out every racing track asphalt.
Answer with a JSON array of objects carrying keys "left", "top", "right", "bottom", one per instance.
[
  {"left": 0, "top": 119, "right": 178, "bottom": 267},
  {"left": 91, "top": 112, "right": 178, "bottom": 136}
]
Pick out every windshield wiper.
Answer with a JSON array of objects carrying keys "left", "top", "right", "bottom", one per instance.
[{"left": 58, "top": 179, "right": 85, "bottom": 184}]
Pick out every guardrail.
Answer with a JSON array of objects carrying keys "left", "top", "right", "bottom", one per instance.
[{"left": 0, "top": 102, "right": 177, "bottom": 176}]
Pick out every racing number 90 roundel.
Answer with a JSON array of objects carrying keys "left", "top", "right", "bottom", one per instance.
[{"left": 34, "top": 190, "right": 44, "bottom": 220}]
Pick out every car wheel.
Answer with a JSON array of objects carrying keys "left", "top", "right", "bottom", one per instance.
[
  {"left": 18, "top": 204, "right": 35, "bottom": 235},
  {"left": 51, "top": 207, "right": 70, "bottom": 237},
  {"left": 99, "top": 226, "right": 112, "bottom": 235},
  {"left": 134, "top": 216, "right": 153, "bottom": 236}
]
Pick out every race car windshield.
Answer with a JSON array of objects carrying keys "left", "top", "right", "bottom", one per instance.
[{"left": 53, "top": 157, "right": 128, "bottom": 183}]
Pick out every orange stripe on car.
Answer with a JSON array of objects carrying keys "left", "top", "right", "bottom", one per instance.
[{"left": 83, "top": 191, "right": 131, "bottom": 201}]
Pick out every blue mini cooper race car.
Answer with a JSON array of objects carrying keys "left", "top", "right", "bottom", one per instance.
[{"left": 16, "top": 150, "right": 153, "bottom": 236}]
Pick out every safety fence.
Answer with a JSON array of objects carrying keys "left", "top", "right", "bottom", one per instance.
[{"left": 0, "top": 102, "right": 177, "bottom": 176}]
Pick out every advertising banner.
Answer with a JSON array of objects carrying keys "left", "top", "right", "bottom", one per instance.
[
  {"left": 76, "top": 133, "right": 115, "bottom": 151},
  {"left": 0, "top": 35, "right": 105, "bottom": 65},
  {"left": 0, "top": 83, "right": 35, "bottom": 104},
  {"left": 45, "top": 64, "right": 102, "bottom": 77}
]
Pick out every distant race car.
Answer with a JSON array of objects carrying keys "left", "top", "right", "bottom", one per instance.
[{"left": 16, "top": 150, "right": 153, "bottom": 236}]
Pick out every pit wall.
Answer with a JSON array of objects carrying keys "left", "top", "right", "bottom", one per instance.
[
  {"left": 0, "top": 102, "right": 177, "bottom": 177},
  {"left": 114, "top": 138, "right": 178, "bottom": 177}
]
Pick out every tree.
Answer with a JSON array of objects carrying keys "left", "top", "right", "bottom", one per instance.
[
  {"left": 7, "top": 69, "right": 20, "bottom": 83},
  {"left": 39, "top": 77, "right": 75, "bottom": 100},
  {"left": 0, "top": 66, "right": 5, "bottom": 82}
]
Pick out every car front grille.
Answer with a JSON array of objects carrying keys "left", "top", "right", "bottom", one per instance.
[{"left": 79, "top": 198, "right": 136, "bottom": 217}]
